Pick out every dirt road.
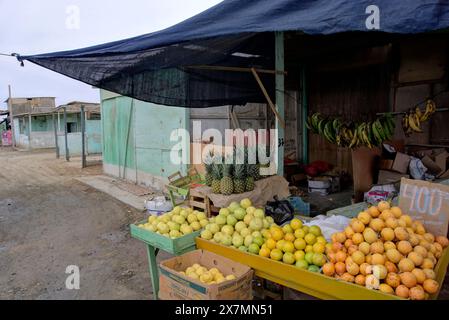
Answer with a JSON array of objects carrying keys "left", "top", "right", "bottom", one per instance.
[{"left": 0, "top": 148, "right": 160, "bottom": 299}]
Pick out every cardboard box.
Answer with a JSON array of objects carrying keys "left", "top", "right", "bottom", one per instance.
[
  {"left": 435, "top": 151, "right": 449, "bottom": 172},
  {"left": 399, "top": 178, "right": 449, "bottom": 236},
  {"left": 379, "top": 159, "right": 394, "bottom": 170},
  {"left": 421, "top": 155, "right": 442, "bottom": 175},
  {"left": 378, "top": 170, "right": 409, "bottom": 184},
  {"left": 391, "top": 152, "right": 411, "bottom": 174},
  {"left": 159, "top": 249, "right": 253, "bottom": 300}
]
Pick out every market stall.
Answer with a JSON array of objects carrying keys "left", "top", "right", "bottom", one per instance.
[
  {"left": 13, "top": 0, "right": 449, "bottom": 301},
  {"left": 130, "top": 176, "right": 449, "bottom": 300}
]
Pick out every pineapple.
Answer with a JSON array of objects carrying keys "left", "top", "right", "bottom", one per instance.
[
  {"left": 249, "top": 163, "right": 261, "bottom": 181},
  {"left": 204, "top": 152, "right": 214, "bottom": 186},
  {"left": 233, "top": 163, "right": 246, "bottom": 194},
  {"left": 220, "top": 163, "right": 234, "bottom": 195},
  {"left": 211, "top": 163, "right": 222, "bottom": 194},
  {"left": 245, "top": 164, "right": 256, "bottom": 191}
]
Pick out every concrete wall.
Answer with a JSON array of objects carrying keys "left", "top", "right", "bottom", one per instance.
[
  {"left": 13, "top": 115, "right": 55, "bottom": 149},
  {"left": 57, "top": 120, "right": 102, "bottom": 156},
  {"left": 100, "top": 90, "right": 189, "bottom": 190}
]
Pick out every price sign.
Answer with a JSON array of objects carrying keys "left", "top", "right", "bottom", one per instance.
[{"left": 399, "top": 178, "right": 449, "bottom": 236}]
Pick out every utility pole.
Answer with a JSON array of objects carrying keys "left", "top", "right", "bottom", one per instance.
[{"left": 7, "top": 85, "right": 15, "bottom": 147}]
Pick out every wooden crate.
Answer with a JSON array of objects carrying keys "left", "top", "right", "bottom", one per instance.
[
  {"left": 189, "top": 189, "right": 220, "bottom": 217},
  {"left": 130, "top": 221, "right": 200, "bottom": 255}
]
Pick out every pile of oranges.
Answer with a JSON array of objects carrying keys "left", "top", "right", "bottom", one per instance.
[{"left": 323, "top": 201, "right": 448, "bottom": 300}]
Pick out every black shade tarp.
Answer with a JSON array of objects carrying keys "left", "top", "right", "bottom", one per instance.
[{"left": 20, "top": 0, "right": 449, "bottom": 107}]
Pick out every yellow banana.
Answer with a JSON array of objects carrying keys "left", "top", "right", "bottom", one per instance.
[{"left": 408, "top": 113, "right": 422, "bottom": 132}]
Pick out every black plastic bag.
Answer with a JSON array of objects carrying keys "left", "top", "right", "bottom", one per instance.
[{"left": 265, "top": 196, "right": 294, "bottom": 225}]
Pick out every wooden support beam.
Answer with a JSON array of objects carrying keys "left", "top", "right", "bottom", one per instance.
[
  {"left": 251, "top": 68, "right": 286, "bottom": 129},
  {"left": 185, "top": 65, "right": 287, "bottom": 75},
  {"left": 63, "top": 107, "right": 70, "bottom": 161},
  {"left": 80, "top": 105, "right": 86, "bottom": 168},
  {"left": 53, "top": 112, "right": 59, "bottom": 159}
]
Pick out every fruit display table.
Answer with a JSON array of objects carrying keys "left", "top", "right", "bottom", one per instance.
[
  {"left": 130, "top": 222, "right": 200, "bottom": 300},
  {"left": 196, "top": 238, "right": 449, "bottom": 300}
]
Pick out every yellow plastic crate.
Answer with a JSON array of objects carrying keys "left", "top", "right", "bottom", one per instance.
[{"left": 196, "top": 238, "right": 449, "bottom": 300}]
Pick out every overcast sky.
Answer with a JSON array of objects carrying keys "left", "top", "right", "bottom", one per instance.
[{"left": 0, "top": 0, "right": 221, "bottom": 110}]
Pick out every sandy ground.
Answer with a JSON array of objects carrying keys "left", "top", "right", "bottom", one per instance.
[{"left": 0, "top": 148, "right": 168, "bottom": 300}]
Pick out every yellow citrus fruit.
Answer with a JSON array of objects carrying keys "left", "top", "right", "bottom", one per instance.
[
  {"left": 302, "top": 225, "right": 309, "bottom": 234},
  {"left": 283, "top": 241, "right": 295, "bottom": 253},
  {"left": 270, "top": 248, "right": 283, "bottom": 261},
  {"left": 276, "top": 239, "right": 286, "bottom": 251},
  {"left": 305, "top": 233, "right": 317, "bottom": 245},
  {"left": 316, "top": 236, "right": 327, "bottom": 244},
  {"left": 266, "top": 238, "right": 277, "bottom": 250},
  {"left": 283, "top": 252, "right": 296, "bottom": 264},
  {"left": 259, "top": 247, "right": 271, "bottom": 258},
  {"left": 294, "top": 228, "right": 306, "bottom": 239},
  {"left": 294, "top": 250, "right": 305, "bottom": 261},
  {"left": 271, "top": 228, "right": 284, "bottom": 241},
  {"left": 262, "top": 229, "right": 272, "bottom": 239},
  {"left": 294, "top": 238, "right": 307, "bottom": 250},
  {"left": 305, "top": 244, "right": 314, "bottom": 253},
  {"left": 290, "top": 218, "right": 303, "bottom": 230},
  {"left": 284, "top": 232, "right": 296, "bottom": 242},
  {"left": 282, "top": 224, "right": 294, "bottom": 234},
  {"left": 313, "top": 242, "right": 325, "bottom": 254}
]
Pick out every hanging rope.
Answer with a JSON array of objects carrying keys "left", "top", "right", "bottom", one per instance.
[{"left": 0, "top": 53, "right": 24, "bottom": 66}]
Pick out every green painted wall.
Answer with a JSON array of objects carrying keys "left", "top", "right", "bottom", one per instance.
[{"left": 101, "top": 90, "right": 189, "bottom": 182}]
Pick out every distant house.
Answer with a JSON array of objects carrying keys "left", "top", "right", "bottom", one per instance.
[
  {"left": 56, "top": 101, "right": 102, "bottom": 157},
  {"left": 6, "top": 97, "right": 57, "bottom": 149},
  {"left": 5, "top": 97, "right": 101, "bottom": 152}
]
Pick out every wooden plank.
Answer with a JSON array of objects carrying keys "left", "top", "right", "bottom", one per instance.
[
  {"left": 251, "top": 68, "right": 286, "bottom": 129},
  {"left": 185, "top": 65, "right": 287, "bottom": 75}
]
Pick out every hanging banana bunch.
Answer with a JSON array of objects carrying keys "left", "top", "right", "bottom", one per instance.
[
  {"left": 402, "top": 99, "right": 436, "bottom": 136},
  {"left": 306, "top": 112, "right": 395, "bottom": 149}
]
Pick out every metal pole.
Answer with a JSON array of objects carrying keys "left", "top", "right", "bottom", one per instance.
[
  {"left": 7, "top": 85, "right": 15, "bottom": 147},
  {"left": 53, "top": 113, "right": 59, "bottom": 158},
  {"left": 64, "top": 107, "right": 69, "bottom": 161},
  {"left": 80, "top": 105, "right": 86, "bottom": 168}
]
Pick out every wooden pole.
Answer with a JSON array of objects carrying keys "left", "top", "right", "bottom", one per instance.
[
  {"left": 251, "top": 68, "right": 286, "bottom": 129},
  {"left": 185, "top": 65, "right": 287, "bottom": 75},
  {"left": 53, "top": 112, "right": 59, "bottom": 158},
  {"left": 28, "top": 112, "right": 32, "bottom": 150},
  {"left": 275, "top": 31, "right": 285, "bottom": 177},
  {"left": 80, "top": 105, "right": 86, "bottom": 168},
  {"left": 64, "top": 107, "right": 69, "bottom": 161},
  {"left": 7, "top": 85, "right": 15, "bottom": 147}
]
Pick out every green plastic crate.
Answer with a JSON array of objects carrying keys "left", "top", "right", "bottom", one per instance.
[{"left": 130, "top": 221, "right": 201, "bottom": 255}]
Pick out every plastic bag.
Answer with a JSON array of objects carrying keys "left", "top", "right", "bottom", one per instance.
[
  {"left": 265, "top": 196, "right": 295, "bottom": 225},
  {"left": 304, "top": 215, "right": 351, "bottom": 242},
  {"left": 409, "top": 157, "right": 427, "bottom": 180},
  {"left": 364, "top": 184, "right": 397, "bottom": 205}
]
